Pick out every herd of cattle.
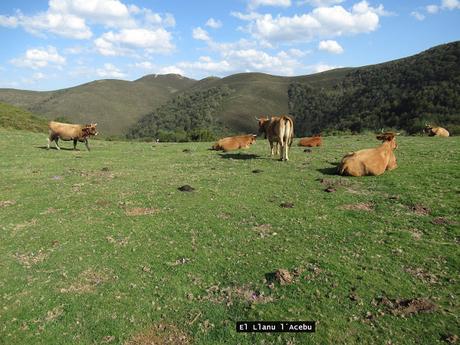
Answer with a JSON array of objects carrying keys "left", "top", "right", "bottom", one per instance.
[{"left": 46, "top": 118, "right": 450, "bottom": 177}]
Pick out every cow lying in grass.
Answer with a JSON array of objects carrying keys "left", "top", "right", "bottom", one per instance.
[
  {"left": 47, "top": 121, "right": 98, "bottom": 151},
  {"left": 211, "top": 134, "right": 257, "bottom": 152},
  {"left": 298, "top": 135, "right": 322, "bottom": 147},
  {"left": 424, "top": 124, "right": 449, "bottom": 137},
  {"left": 257, "top": 115, "right": 294, "bottom": 161},
  {"left": 338, "top": 132, "right": 398, "bottom": 177}
]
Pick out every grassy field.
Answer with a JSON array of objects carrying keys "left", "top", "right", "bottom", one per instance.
[{"left": 0, "top": 129, "right": 458, "bottom": 345}]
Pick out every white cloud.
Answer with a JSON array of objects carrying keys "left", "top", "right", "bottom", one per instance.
[
  {"left": 297, "top": 0, "right": 344, "bottom": 7},
  {"left": 95, "top": 28, "right": 174, "bottom": 56},
  {"left": 134, "top": 61, "right": 156, "bottom": 70},
  {"left": 192, "top": 27, "right": 211, "bottom": 41},
  {"left": 244, "top": 1, "right": 384, "bottom": 44},
  {"left": 96, "top": 63, "right": 125, "bottom": 78},
  {"left": 11, "top": 46, "right": 66, "bottom": 69},
  {"left": 318, "top": 40, "right": 343, "bottom": 53},
  {"left": 411, "top": 11, "right": 425, "bottom": 21},
  {"left": 310, "top": 63, "right": 339, "bottom": 73},
  {"left": 0, "top": 14, "right": 18, "bottom": 27},
  {"left": 426, "top": 5, "right": 439, "bottom": 13},
  {"left": 159, "top": 65, "right": 185, "bottom": 75},
  {"left": 248, "top": 0, "right": 292, "bottom": 10},
  {"left": 206, "top": 18, "right": 222, "bottom": 29},
  {"left": 441, "top": 0, "right": 460, "bottom": 9}
]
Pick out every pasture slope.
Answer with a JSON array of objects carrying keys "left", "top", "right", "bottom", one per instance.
[{"left": 0, "top": 129, "right": 458, "bottom": 345}]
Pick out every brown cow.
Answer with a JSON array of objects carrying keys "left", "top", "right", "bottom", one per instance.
[
  {"left": 47, "top": 121, "right": 98, "bottom": 151},
  {"left": 257, "top": 115, "right": 294, "bottom": 161},
  {"left": 338, "top": 132, "right": 398, "bottom": 177},
  {"left": 298, "top": 135, "right": 322, "bottom": 147},
  {"left": 211, "top": 134, "right": 257, "bottom": 152},
  {"left": 424, "top": 124, "right": 449, "bottom": 137}
]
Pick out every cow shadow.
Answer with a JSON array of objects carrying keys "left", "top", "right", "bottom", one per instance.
[
  {"left": 219, "top": 153, "right": 260, "bottom": 160},
  {"left": 36, "top": 146, "right": 77, "bottom": 151},
  {"left": 317, "top": 161, "right": 340, "bottom": 175}
]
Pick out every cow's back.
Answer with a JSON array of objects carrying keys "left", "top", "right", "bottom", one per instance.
[{"left": 49, "top": 121, "right": 82, "bottom": 140}]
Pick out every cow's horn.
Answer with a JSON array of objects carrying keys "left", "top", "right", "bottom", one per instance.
[{"left": 255, "top": 116, "right": 259, "bottom": 121}]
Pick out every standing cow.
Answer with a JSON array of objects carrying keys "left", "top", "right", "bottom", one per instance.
[
  {"left": 257, "top": 115, "right": 294, "bottom": 161},
  {"left": 47, "top": 121, "right": 98, "bottom": 151}
]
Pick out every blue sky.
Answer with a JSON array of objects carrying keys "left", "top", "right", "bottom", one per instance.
[{"left": 0, "top": 0, "right": 459, "bottom": 90}]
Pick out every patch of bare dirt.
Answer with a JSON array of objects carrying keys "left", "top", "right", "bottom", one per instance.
[
  {"left": 405, "top": 267, "right": 438, "bottom": 284},
  {"left": 432, "top": 217, "right": 456, "bottom": 226},
  {"left": 340, "top": 202, "right": 374, "bottom": 211},
  {"left": 252, "top": 223, "right": 277, "bottom": 238},
  {"left": 40, "top": 207, "right": 58, "bottom": 215},
  {"left": 15, "top": 250, "right": 47, "bottom": 268},
  {"left": 106, "top": 235, "right": 129, "bottom": 246},
  {"left": 125, "top": 207, "right": 159, "bottom": 216},
  {"left": 44, "top": 305, "right": 64, "bottom": 322},
  {"left": 409, "top": 204, "right": 431, "bottom": 216},
  {"left": 13, "top": 219, "right": 37, "bottom": 233},
  {"left": 60, "top": 268, "right": 112, "bottom": 294},
  {"left": 217, "top": 212, "right": 231, "bottom": 220},
  {"left": 375, "top": 297, "right": 437, "bottom": 317},
  {"left": 125, "top": 323, "right": 191, "bottom": 345},
  {"left": 0, "top": 200, "right": 16, "bottom": 207},
  {"left": 280, "top": 202, "right": 294, "bottom": 208},
  {"left": 275, "top": 269, "right": 293, "bottom": 285}
]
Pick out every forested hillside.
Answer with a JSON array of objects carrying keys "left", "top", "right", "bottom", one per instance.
[
  {"left": 126, "top": 86, "right": 233, "bottom": 141},
  {"left": 289, "top": 41, "right": 460, "bottom": 136}
]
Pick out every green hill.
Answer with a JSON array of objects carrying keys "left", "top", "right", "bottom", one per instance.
[
  {"left": 0, "top": 74, "right": 196, "bottom": 136},
  {"left": 1, "top": 42, "right": 458, "bottom": 138},
  {"left": 0, "top": 102, "right": 47, "bottom": 132}
]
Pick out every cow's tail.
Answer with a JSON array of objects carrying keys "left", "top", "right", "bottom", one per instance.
[{"left": 282, "top": 116, "right": 294, "bottom": 146}]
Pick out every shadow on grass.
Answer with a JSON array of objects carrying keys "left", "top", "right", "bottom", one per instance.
[
  {"left": 36, "top": 146, "right": 78, "bottom": 151},
  {"left": 218, "top": 153, "right": 260, "bottom": 160},
  {"left": 317, "top": 162, "right": 340, "bottom": 175}
]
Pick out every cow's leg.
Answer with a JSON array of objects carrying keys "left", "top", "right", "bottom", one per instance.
[
  {"left": 73, "top": 139, "right": 78, "bottom": 150},
  {"left": 269, "top": 141, "right": 275, "bottom": 156},
  {"left": 84, "top": 139, "right": 90, "bottom": 151},
  {"left": 54, "top": 138, "right": 61, "bottom": 150},
  {"left": 47, "top": 137, "right": 51, "bottom": 150}
]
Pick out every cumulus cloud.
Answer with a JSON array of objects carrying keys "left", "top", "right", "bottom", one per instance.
[
  {"left": 192, "top": 27, "right": 211, "bottom": 41},
  {"left": 426, "top": 5, "right": 439, "bottom": 13},
  {"left": 310, "top": 63, "right": 339, "bottom": 73},
  {"left": 297, "top": 0, "right": 344, "bottom": 7},
  {"left": 243, "top": 1, "right": 385, "bottom": 44},
  {"left": 173, "top": 48, "right": 306, "bottom": 77},
  {"left": 318, "top": 40, "right": 343, "bottom": 53},
  {"left": 206, "top": 18, "right": 222, "bottom": 29},
  {"left": 0, "top": 0, "right": 176, "bottom": 44},
  {"left": 248, "top": 0, "right": 292, "bottom": 10},
  {"left": 94, "top": 28, "right": 174, "bottom": 56},
  {"left": 411, "top": 11, "right": 425, "bottom": 21},
  {"left": 10, "top": 46, "right": 66, "bottom": 69},
  {"left": 96, "top": 63, "right": 125, "bottom": 78},
  {"left": 441, "top": 0, "right": 460, "bottom": 9},
  {"left": 0, "top": 14, "right": 18, "bottom": 27}
]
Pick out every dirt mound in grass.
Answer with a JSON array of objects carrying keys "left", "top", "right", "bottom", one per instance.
[
  {"left": 376, "top": 297, "right": 437, "bottom": 316},
  {"left": 340, "top": 202, "right": 374, "bottom": 211},
  {"left": 125, "top": 323, "right": 191, "bottom": 345},
  {"left": 125, "top": 207, "right": 159, "bottom": 216}
]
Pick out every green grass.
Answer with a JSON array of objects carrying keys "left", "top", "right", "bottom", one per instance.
[
  {"left": 0, "top": 130, "right": 458, "bottom": 345},
  {"left": 0, "top": 102, "right": 47, "bottom": 133}
]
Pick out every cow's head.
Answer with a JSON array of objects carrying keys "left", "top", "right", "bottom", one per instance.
[
  {"left": 424, "top": 124, "right": 434, "bottom": 135},
  {"left": 249, "top": 134, "right": 257, "bottom": 144},
  {"left": 255, "top": 116, "right": 269, "bottom": 138},
  {"left": 83, "top": 123, "right": 98, "bottom": 137},
  {"left": 376, "top": 132, "right": 397, "bottom": 149}
]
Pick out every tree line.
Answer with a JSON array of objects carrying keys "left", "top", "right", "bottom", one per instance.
[
  {"left": 126, "top": 86, "right": 233, "bottom": 142},
  {"left": 289, "top": 41, "right": 460, "bottom": 136}
]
